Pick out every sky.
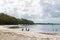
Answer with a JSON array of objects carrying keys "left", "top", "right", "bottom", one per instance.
[{"left": 0, "top": 0, "right": 60, "bottom": 23}]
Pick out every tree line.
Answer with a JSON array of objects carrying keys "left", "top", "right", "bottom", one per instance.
[{"left": 0, "top": 13, "right": 34, "bottom": 25}]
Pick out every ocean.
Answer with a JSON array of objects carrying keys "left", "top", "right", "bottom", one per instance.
[{"left": 18, "top": 24, "right": 60, "bottom": 33}]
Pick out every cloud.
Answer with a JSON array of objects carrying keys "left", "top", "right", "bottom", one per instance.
[
  {"left": 39, "top": 0, "right": 60, "bottom": 23},
  {"left": 40, "top": 0, "right": 60, "bottom": 18},
  {"left": 0, "top": 0, "right": 60, "bottom": 23}
]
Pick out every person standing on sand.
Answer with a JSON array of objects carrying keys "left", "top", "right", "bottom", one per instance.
[
  {"left": 22, "top": 28, "right": 24, "bottom": 31},
  {"left": 27, "top": 28, "right": 30, "bottom": 31},
  {"left": 26, "top": 28, "right": 30, "bottom": 31}
]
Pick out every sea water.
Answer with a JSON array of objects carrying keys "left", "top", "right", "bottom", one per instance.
[{"left": 18, "top": 24, "right": 60, "bottom": 33}]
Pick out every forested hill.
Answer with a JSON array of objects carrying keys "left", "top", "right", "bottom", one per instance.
[{"left": 0, "top": 13, "right": 34, "bottom": 25}]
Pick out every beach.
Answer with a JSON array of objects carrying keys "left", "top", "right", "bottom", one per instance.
[{"left": 0, "top": 25, "right": 60, "bottom": 40}]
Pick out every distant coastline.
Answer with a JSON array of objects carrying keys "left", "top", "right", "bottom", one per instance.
[{"left": 34, "top": 23, "right": 60, "bottom": 25}]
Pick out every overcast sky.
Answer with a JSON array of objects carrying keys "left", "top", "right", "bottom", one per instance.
[{"left": 0, "top": 0, "right": 60, "bottom": 23}]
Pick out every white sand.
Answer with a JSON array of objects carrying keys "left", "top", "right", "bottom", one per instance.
[{"left": 0, "top": 25, "right": 60, "bottom": 40}]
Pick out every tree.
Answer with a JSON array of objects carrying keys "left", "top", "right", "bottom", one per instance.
[{"left": 0, "top": 13, "right": 34, "bottom": 25}]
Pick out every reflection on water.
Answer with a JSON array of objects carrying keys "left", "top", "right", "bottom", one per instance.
[{"left": 18, "top": 24, "right": 60, "bottom": 33}]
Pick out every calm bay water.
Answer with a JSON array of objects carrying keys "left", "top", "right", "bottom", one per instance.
[{"left": 17, "top": 24, "right": 60, "bottom": 33}]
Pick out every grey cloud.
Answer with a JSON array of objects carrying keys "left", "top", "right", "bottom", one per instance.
[
  {"left": 21, "top": 14, "right": 40, "bottom": 19},
  {"left": 40, "top": 0, "right": 60, "bottom": 18},
  {"left": 50, "top": 12, "right": 60, "bottom": 18},
  {"left": 54, "top": 4, "right": 60, "bottom": 10}
]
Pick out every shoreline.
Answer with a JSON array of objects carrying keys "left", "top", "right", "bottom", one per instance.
[{"left": 0, "top": 25, "right": 60, "bottom": 40}]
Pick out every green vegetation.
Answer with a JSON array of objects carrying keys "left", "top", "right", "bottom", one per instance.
[{"left": 0, "top": 13, "right": 34, "bottom": 25}]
